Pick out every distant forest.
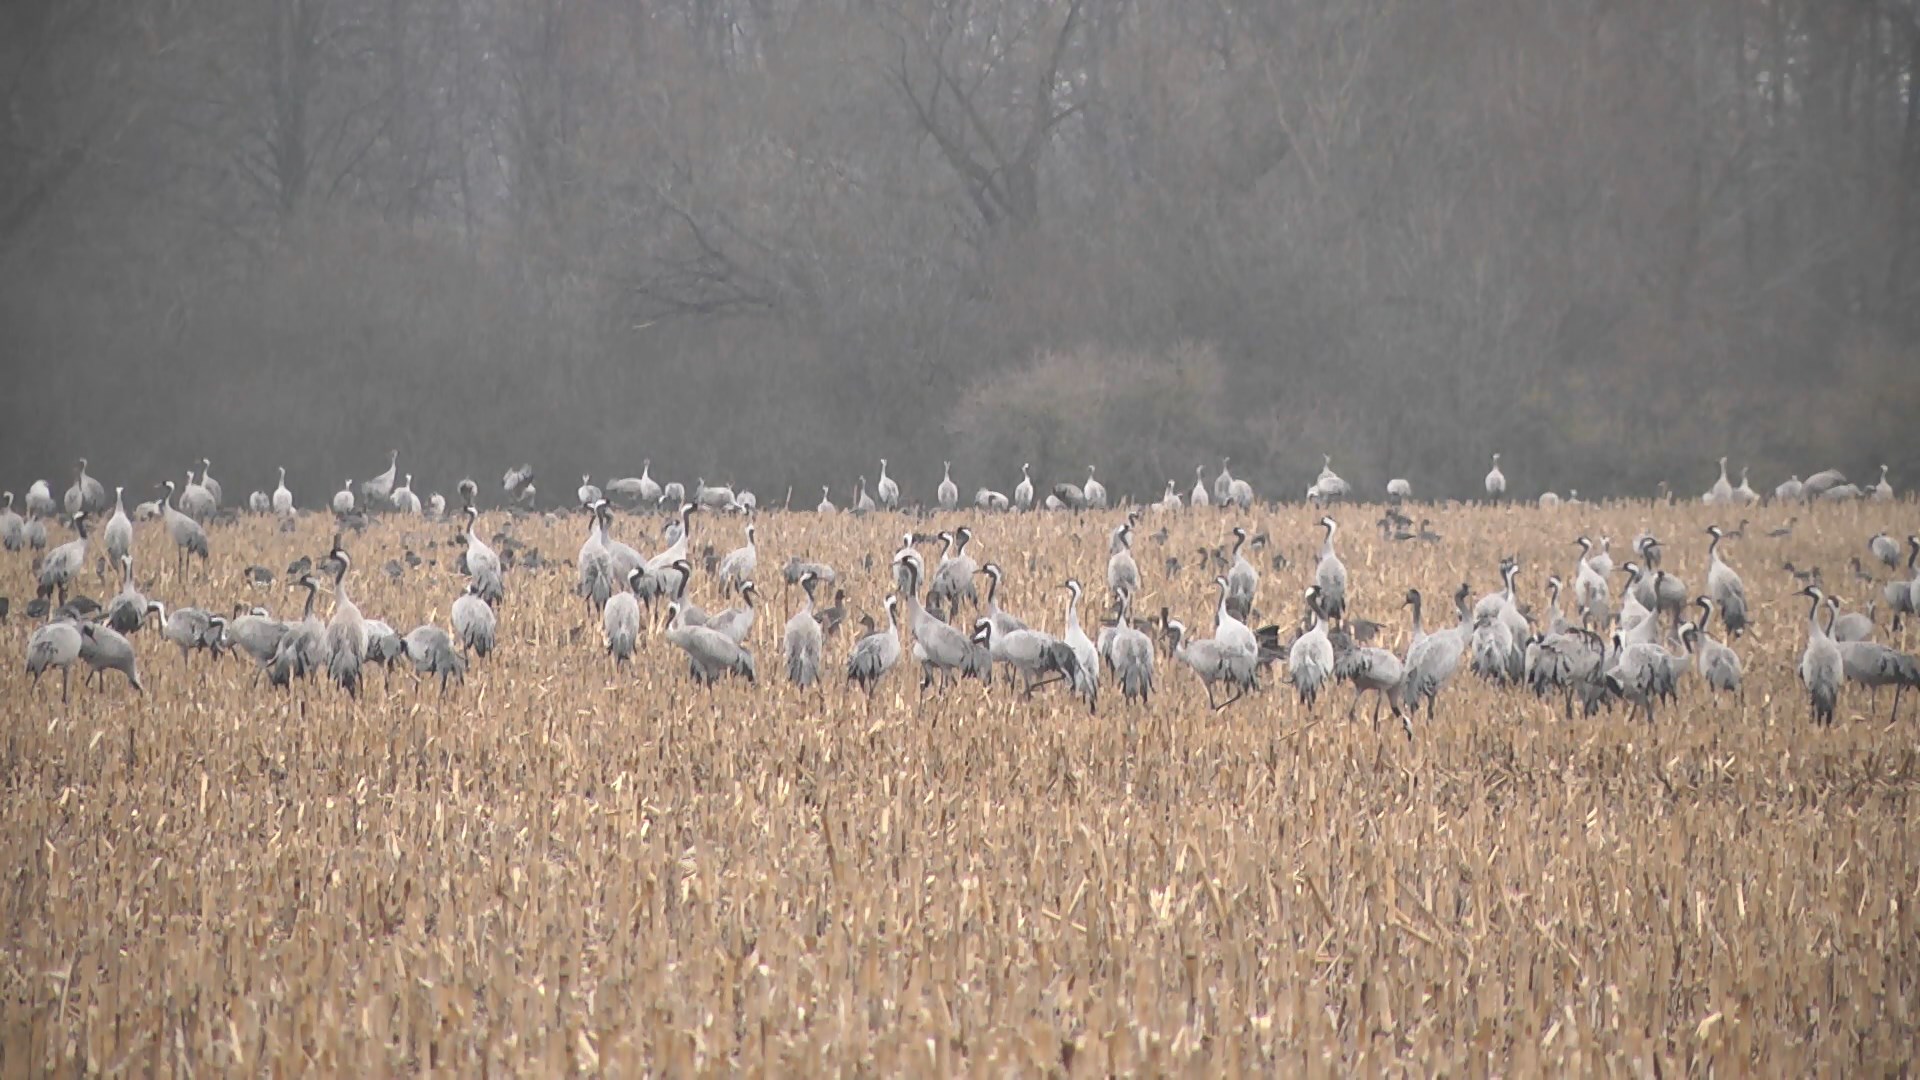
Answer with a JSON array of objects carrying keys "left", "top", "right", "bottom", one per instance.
[{"left": 4, "top": 0, "right": 1917, "bottom": 506}]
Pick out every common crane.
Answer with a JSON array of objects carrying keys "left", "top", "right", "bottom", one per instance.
[
  {"left": 104, "top": 555, "right": 147, "bottom": 634},
  {"left": 603, "top": 568, "right": 644, "bottom": 664},
  {"left": 665, "top": 600, "right": 756, "bottom": 685},
  {"left": 1401, "top": 584, "right": 1472, "bottom": 719},
  {"left": 364, "top": 451, "right": 398, "bottom": 506},
  {"left": 146, "top": 601, "right": 224, "bottom": 667},
  {"left": 938, "top": 463, "right": 959, "bottom": 511},
  {"left": 26, "top": 617, "right": 84, "bottom": 703},
  {"left": 1796, "top": 586, "right": 1843, "bottom": 726},
  {"left": 323, "top": 542, "right": 369, "bottom": 696},
  {"left": 0, "top": 493, "right": 23, "bottom": 550},
  {"left": 1484, "top": 453, "right": 1506, "bottom": 501},
  {"left": 78, "top": 621, "right": 143, "bottom": 695},
  {"left": 1107, "top": 522, "right": 1140, "bottom": 610},
  {"left": 38, "top": 512, "right": 89, "bottom": 606},
  {"left": 705, "top": 582, "right": 760, "bottom": 646},
  {"left": 272, "top": 465, "right": 293, "bottom": 515},
  {"left": 846, "top": 596, "right": 903, "bottom": 697},
  {"left": 1288, "top": 586, "right": 1334, "bottom": 709},
  {"left": 927, "top": 527, "right": 979, "bottom": 614},
  {"left": 1705, "top": 526, "right": 1750, "bottom": 638},
  {"left": 1705, "top": 456, "right": 1734, "bottom": 505},
  {"left": 1096, "top": 596, "right": 1156, "bottom": 706},
  {"left": 104, "top": 487, "right": 132, "bottom": 566},
  {"left": 897, "top": 552, "right": 991, "bottom": 692},
  {"left": 1315, "top": 517, "right": 1348, "bottom": 623},
  {"left": 1331, "top": 620, "right": 1406, "bottom": 735},
  {"left": 1083, "top": 467, "right": 1108, "bottom": 510},
  {"left": 64, "top": 458, "right": 109, "bottom": 517},
  {"left": 391, "top": 475, "right": 421, "bottom": 515},
  {"left": 875, "top": 459, "right": 900, "bottom": 511},
  {"left": 451, "top": 581, "right": 497, "bottom": 658},
  {"left": 1682, "top": 605, "right": 1742, "bottom": 698},
  {"left": 179, "top": 468, "right": 216, "bottom": 521},
  {"left": 1059, "top": 580, "right": 1100, "bottom": 712},
  {"left": 717, "top": 521, "right": 757, "bottom": 597},
  {"left": 784, "top": 571, "right": 826, "bottom": 688},
  {"left": 1164, "top": 617, "right": 1254, "bottom": 711}
]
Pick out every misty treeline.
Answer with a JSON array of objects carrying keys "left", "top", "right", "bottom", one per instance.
[{"left": 3, "top": 0, "right": 1917, "bottom": 508}]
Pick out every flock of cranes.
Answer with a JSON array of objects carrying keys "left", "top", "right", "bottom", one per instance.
[{"left": 9, "top": 451, "right": 1919, "bottom": 733}]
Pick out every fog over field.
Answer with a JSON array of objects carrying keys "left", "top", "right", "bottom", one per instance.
[{"left": 3, "top": 0, "right": 1917, "bottom": 501}]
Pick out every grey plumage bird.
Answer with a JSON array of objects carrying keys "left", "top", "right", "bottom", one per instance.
[
  {"left": 1869, "top": 532, "right": 1901, "bottom": 572},
  {"left": 1837, "top": 634, "right": 1919, "bottom": 721},
  {"left": 26, "top": 617, "right": 85, "bottom": 702},
  {"left": 1680, "top": 615, "right": 1742, "bottom": 699},
  {"left": 452, "top": 581, "right": 497, "bottom": 658},
  {"left": 267, "top": 577, "right": 329, "bottom": 688},
  {"left": 1484, "top": 453, "right": 1506, "bottom": 501},
  {"left": 847, "top": 596, "right": 904, "bottom": 696},
  {"left": 577, "top": 503, "right": 618, "bottom": 615},
  {"left": 665, "top": 600, "right": 756, "bottom": 686},
  {"left": 0, "top": 492, "right": 24, "bottom": 550},
  {"left": 927, "top": 527, "right": 979, "bottom": 614},
  {"left": 1331, "top": 622, "right": 1406, "bottom": 736},
  {"left": 975, "top": 616, "right": 1078, "bottom": 700},
  {"left": 1164, "top": 616, "right": 1254, "bottom": 711},
  {"left": 159, "top": 482, "right": 209, "bottom": 576},
  {"left": 104, "top": 555, "right": 147, "bottom": 635},
  {"left": 103, "top": 486, "right": 133, "bottom": 567},
  {"left": 1107, "top": 522, "right": 1141, "bottom": 609},
  {"left": 1223, "top": 527, "right": 1257, "bottom": 621},
  {"left": 38, "top": 512, "right": 90, "bottom": 607},
  {"left": 1012, "top": 464, "right": 1034, "bottom": 512},
  {"left": 78, "top": 621, "right": 143, "bottom": 694},
  {"left": 64, "top": 458, "right": 109, "bottom": 517},
  {"left": 1096, "top": 597, "right": 1155, "bottom": 706},
  {"left": 1401, "top": 584, "right": 1472, "bottom": 719},
  {"left": 717, "top": 522, "right": 758, "bottom": 597},
  {"left": 1288, "top": 586, "right": 1335, "bottom": 709},
  {"left": 937, "top": 462, "right": 959, "bottom": 512},
  {"left": 364, "top": 450, "right": 399, "bottom": 506},
  {"left": 1705, "top": 526, "right": 1749, "bottom": 638},
  {"left": 1525, "top": 623, "right": 1607, "bottom": 721},
  {"left": 1059, "top": 579, "right": 1100, "bottom": 712},
  {"left": 1796, "top": 587, "right": 1843, "bottom": 726},
  {"left": 1314, "top": 517, "right": 1348, "bottom": 623},
  {"left": 603, "top": 568, "right": 644, "bottom": 664},
  {"left": 323, "top": 542, "right": 369, "bottom": 697},
  {"left": 146, "top": 602, "right": 224, "bottom": 665},
  {"left": 705, "top": 581, "right": 760, "bottom": 646},
  {"left": 977, "top": 562, "right": 1028, "bottom": 639},
  {"left": 1084, "top": 467, "right": 1108, "bottom": 510},
  {"left": 400, "top": 624, "right": 467, "bottom": 692},
  {"left": 898, "top": 553, "right": 992, "bottom": 692},
  {"left": 785, "top": 572, "right": 827, "bottom": 688},
  {"left": 1604, "top": 631, "right": 1681, "bottom": 724}
]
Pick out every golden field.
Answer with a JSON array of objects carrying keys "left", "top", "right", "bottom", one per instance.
[{"left": 2, "top": 496, "right": 1917, "bottom": 1074}]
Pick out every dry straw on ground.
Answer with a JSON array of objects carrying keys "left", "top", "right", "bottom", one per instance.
[{"left": 3, "top": 497, "right": 1916, "bottom": 1073}]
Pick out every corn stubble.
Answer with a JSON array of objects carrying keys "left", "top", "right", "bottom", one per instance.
[{"left": 3, "top": 499, "right": 1915, "bottom": 1073}]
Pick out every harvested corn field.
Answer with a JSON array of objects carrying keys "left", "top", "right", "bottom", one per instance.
[{"left": 4, "top": 498, "right": 1917, "bottom": 1073}]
